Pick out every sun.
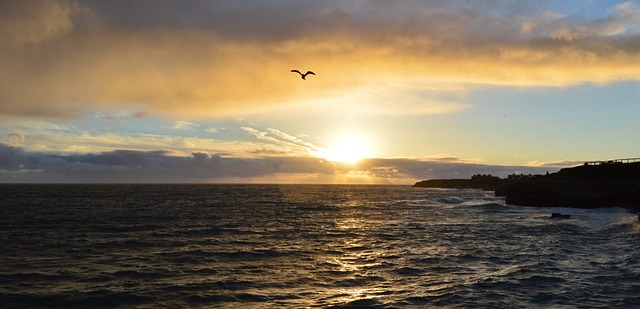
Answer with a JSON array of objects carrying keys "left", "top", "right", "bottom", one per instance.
[{"left": 320, "top": 136, "right": 371, "bottom": 164}]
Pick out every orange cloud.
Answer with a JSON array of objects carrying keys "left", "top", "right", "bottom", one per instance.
[{"left": 2, "top": 1, "right": 640, "bottom": 119}]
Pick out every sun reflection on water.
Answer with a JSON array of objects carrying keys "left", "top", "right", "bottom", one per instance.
[{"left": 316, "top": 211, "right": 393, "bottom": 306}]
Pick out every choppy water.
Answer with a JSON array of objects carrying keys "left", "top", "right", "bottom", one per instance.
[{"left": 1, "top": 184, "right": 639, "bottom": 308}]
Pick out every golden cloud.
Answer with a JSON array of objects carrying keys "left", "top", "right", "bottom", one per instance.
[{"left": 1, "top": 1, "right": 640, "bottom": 119}]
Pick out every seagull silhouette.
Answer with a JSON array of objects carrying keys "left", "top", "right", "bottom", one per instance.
[{"left": 291, "top": 70, "right": 315, "bottom": 80}]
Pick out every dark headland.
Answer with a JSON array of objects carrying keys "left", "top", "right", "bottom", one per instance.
[
  {"left": 413, "top": 173, "right": 531, "bottom": 191},
  {"left": 414, "top": 159, "right": 640, "bottom": 211}
]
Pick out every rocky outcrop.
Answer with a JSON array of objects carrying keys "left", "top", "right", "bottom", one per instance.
[
  {"left": 500, "top": 179, "right": 640, "bottom": 209},
  {"left": 413, "top": 178, "right": 508, "bottom": 191},
  {"left": 415, "top": 161, "right": 640, "bottom": 210},
  {"left": 497, "top": 162, "right": 640, "bottom": 210},
  {"left": 550, "top": 213, "right": 571, "bottom": 219}
]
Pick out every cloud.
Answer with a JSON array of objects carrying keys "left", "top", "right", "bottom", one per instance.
[
  {"left": 6, "top": 133, "right": 25, "bottom": 146},
  {"left": 2, "top": 1, "right": 640, "bottom": 119},
  {"left": 0, "top": 143, "right": 567, "bottom": 183},
  {"left": 133, "top": 111, "right": 149, "bottom": 118},
  {"left": 0, "top": 143, "right": 334, "bottom": 182},
  {"left": 539, "top": 2, "right": 640, "bottom": 41},
  {"left": 0, "top": 118, "right": 324, "bottom": 159},
  {"left": 357, "top": 157, "right": 562, "bottom": 180},
  {"left": 0, "top": 0, "right": 87, "bottom": 44},
  {"left": 173, "top": 121, "right": 199, "bottom": 130},
  {"left": 265, "top": 128, "right": 323, "bottom": 153},
  {"left": 242, "top": 126, "right": 322, "bottom": 156},
  {"left": 0, "top": 120, "right": 278, "bottom": 157},
  {"left": 295, "top": 82, "right": 472, "bottom": 116}
]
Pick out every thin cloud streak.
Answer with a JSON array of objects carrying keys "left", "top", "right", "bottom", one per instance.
[
  {"left": 1, "top": 119, "right": 321, "bottom": 159},
  {"left": 0, "top": 127, "right": 283, "bottom": 158},
  {"left": 173, "top": 121, "right": 199, "bottom": 131},
  {"left": 241, "top": 127, "right": 323, "bottom": 156}
]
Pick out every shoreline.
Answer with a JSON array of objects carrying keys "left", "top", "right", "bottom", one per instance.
[{"left": 414, "top": 161, "right": 640, "bottom": 211}]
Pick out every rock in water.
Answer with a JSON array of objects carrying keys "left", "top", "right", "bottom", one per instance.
[{"left": 550, "top": 213, "right": 571, "bottom": 219}]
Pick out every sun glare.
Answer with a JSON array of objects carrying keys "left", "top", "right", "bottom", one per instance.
[{"left": 321, "top": 136, "right": 371, "bottom": 164}]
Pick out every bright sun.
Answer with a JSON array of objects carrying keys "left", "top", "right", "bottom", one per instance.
[{"left": 321, "top": 137, "right": 371, "bottom": 164}]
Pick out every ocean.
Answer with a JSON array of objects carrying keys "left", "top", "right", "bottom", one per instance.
[{"left": 1, "top": 184, "right": 639, "bottom": 308}]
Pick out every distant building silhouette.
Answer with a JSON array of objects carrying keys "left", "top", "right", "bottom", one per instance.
[
  {"left": 584, "top": 157, "right": 640, "bottom": 166},
  {"left": 507, "top": 173, "right": 537, "bottom": 181}
]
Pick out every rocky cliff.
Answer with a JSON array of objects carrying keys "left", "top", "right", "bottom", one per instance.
[
  {"left": 496, "top": 162, "right": 640, "bottom": 210},
  {"left": 413, "top": 178, "right": 507, "bottom": 191}
]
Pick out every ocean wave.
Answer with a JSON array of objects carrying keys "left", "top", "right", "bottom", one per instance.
[
  {"left": 3, "top": 184, "right": 639, "bottom": 308},
  {"left": 2, "top": 272, "right": 77, "bottom": 283},
  {"left": 327, "top": 298, "right": 390, "bottom": 308},
  {"left": 0, "top": 291, "right": 156, "bottom": 309},
  {"left": 459, "top": 202, "right": 512, "bottom": 211},
  {"left": 435, "top": 196, "right": 466, "bottom": 204}
]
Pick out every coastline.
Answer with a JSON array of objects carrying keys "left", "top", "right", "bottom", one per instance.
[{"left": 414, "top": 161, "right": 640, "bottom": 211}]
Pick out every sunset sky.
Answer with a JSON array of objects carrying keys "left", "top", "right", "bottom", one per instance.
[{"left": 1, "top": 0, "right": 640, "bottom": 183}]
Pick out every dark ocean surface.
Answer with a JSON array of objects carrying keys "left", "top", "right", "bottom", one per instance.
[{"left": 1, "top": 184, "right": 639, "bottom": 308}]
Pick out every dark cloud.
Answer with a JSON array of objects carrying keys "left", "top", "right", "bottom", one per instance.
[
  {"left": 358, "top": 158, "right": 556, "bottom": 180},
  {"left": 0, "top": 0, "right": 86, "bottom": 44},
  {"left": 0, "top": 144, "right": 329, "bottom": 182},
  {"left": 86, "top": 0, "right": 323, "bottom": 41},
  {"left": 0, "top": 143, "right": 562, "bottom": 183},
  {"left": 6, "top": 133, "right": 25, "bottom": 146},
  {"left": 82, "top": 0, "right": 552, "bottom": 42}
]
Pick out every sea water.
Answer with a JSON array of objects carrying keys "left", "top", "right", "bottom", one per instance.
[{"left": 1, "top": 184, "right": 638, "bottom": 308}]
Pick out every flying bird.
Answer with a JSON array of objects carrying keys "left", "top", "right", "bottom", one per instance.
[{"left": 291, "top": 70, "right": 315, "bottom": 80}]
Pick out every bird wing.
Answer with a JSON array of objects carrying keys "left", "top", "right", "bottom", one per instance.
[
  {"left": 305, "top": 71, "right": 316, "bottom": 75},
  {"left": 291, "top": 70, "right": 302, "bottom": 75}
]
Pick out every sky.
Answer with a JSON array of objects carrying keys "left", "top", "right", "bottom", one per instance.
[{"left": 1, "top": 0, "right": 640, "bottom": 184}]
